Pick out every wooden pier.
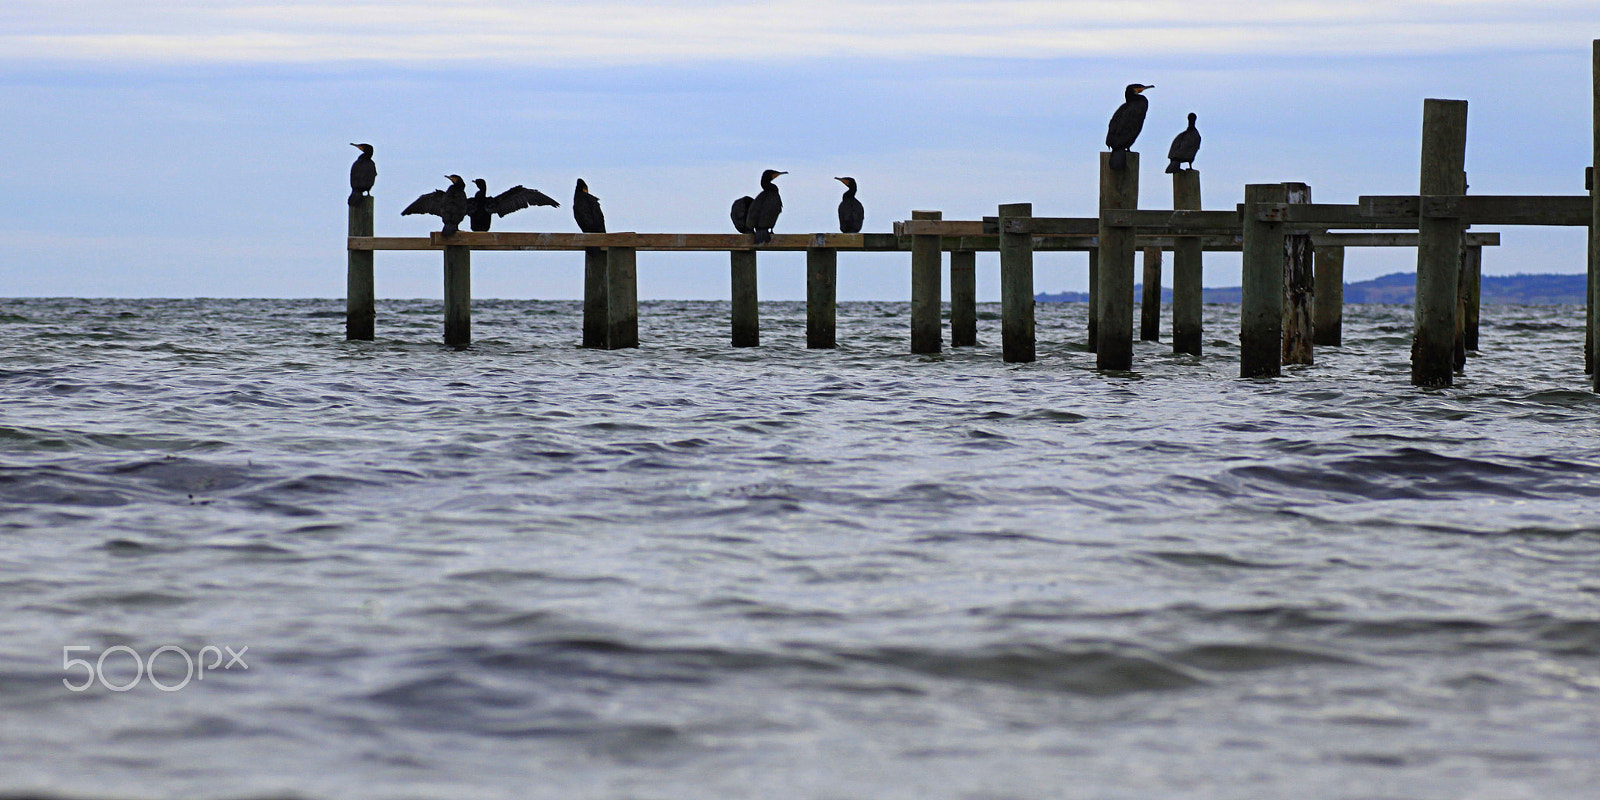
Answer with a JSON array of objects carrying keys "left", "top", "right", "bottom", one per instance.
[{"left": 345, "top": 39, "right": 1600, "bottom": 390}]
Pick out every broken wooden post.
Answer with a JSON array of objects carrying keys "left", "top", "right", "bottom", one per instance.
[
  {"left": 1413, "top": 99, "right": 1468, "bottom": 387},
  {"left": 1097, "top": 151, "right": 1138, "bottom": 370},
  {"left": 346, "top": 197, "right": 375, "bottom": 341},
  {"left": 999, "top": 203, "right": 1035, "bottom": 362},
  {"left": 910, "top": 210, "right": 942, "bottom": 354},
  {"left": 806, "top": 246, "right": 837, "bottom": 349},
  {"left": 606, "top": 245, "right": 639, "bottom": 349},
  {"left": 1171, "top": 169, "right": 1203, "bottom": 356},
  {"left": 1140, "top": 246, "right": 1161, "bottom": 341},
  {"left": 1312, "top": 245, "right": 1345, "bottom": 347},
  {"left": 582, "top": 247, "right": 607, "bottom": 348},
  {"left": 731, "top": 249, "right": 758, "bottom": 347},
  {"left": 1087, "top": 249, "right": 1099, "bottom": 352},
  {"left": 1282, "top": 183, "right": 1314, "bottom": 365},
  {"left": 443, "top": 244, "right": 471, "bottom": 347},
  {"left": 951, "top": 250, "right": 977, "bottom": 347},
  {"left": 1241, "top": 183, "right": 1288, "bottom": 378}
]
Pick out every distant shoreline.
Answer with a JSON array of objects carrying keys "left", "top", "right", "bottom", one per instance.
[{"left": 1037, "top": 272, "right": 1588, "bottom": 305}]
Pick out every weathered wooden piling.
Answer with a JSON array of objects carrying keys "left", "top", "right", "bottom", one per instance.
[
  {"left": 731, "top": 249, "right": 759, "bottom": 347},
  {"left": 1282, "top": 183, "right": 1314, "bottom": 365},
  {"left": 346, "top": 197, "right": 375, "bottom": 341},
  {"left": 1311, "top": 245, "right": 1345, "bottom": 347},
  {"left": 1140, "top": 247, "right": 1161, "bottom": 341},
  {"left": 999, "top": 203, "right": 1035, "bottom": 362},
  {"left": 1086, "top": 249, "right": 1100, "bottom": 352},
  {"left": 910, "top": 210, "right": 943, "bottom": 354},
  {"left": 582, "top": 248, "right": 607, "bottom": 348},
  {"left": 1097, "top": 152, "right": 1139, "bottom": 370},
  {"left": 806, "top": 247, "right": 837, "bottom": 349},
  {"left": 1413, "top": 99, "right": 1469, "bottom": 387},
  {"left": 606, "top": 245, "right": 639, "bottom": 349},
  {"left": 950, "top": 250, "right": 978, "bottom": 347},
  {"left": 1461, "top": 244, "right": 1481, "bottom": 353},
  {"left": 1592, "top": 39, "right": 1600, "bottom": 389},
  {"left": 1241, "top": 183, "right": 1288, "bottom": 378},
  {"left": 443, "top": 244, "right": 471, "bottom": 347},
  {"left": 1171, "top": 170, "right": 1203, "bottom": 356}
]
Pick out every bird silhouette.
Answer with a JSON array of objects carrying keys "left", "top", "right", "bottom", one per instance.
[
  {"left": 1106, "top": 84, "right": 1153, "bottom": 171},
  {"left": 1165, "top": 112, "right": 1201, "bottom": 174}
]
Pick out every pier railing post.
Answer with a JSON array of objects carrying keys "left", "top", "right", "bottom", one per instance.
[
  {"left": 1241, "top": 183, "right": 1288, "bottom": 378},
  {"left": 604, "top": 244, "right": 638, "bottom": 349},
  {"left": 443, "top": 244, "right": 471, "bottom": 347},
  {"left": 1312, "top": 245, "right": 1345, "bottom": 347},
  {"left": 731, "top": 249, "right": 759, "bottom": 347},
  {"left": 806, "top": 246, "right": 837, "bottom": 349},
  {"left": 1140, "top": 246, "right": 1161, "bottom": 341},
  {"left": 1413, "top": 98, "right": 1468, "bottom": 387},
  {"left": 346, "top": 197, "right": 375, "bottom": 341},
  {"left": 1087, "top": 249, "right": 1099, "bottom": 352},
  {"left": 999, "top": 203, "right": 1035, "bottom": 362},
  {"left": 1282, "top": 183, "right": 1314, "bottom": 365},
  {"left": 910, "top": 210, "right": 943, "bottom": 354},
  {"left": 582, "top": 247, "right": 607, "bottom": 348},
  {"left": 1097, "top": 151, "right": 1139, "bottom": 370},
  {"left": 1171, "top": 169, "right": 1203, "bottom": 356},
  {"left": 951, "top": 250, "right": 978, "bottom": 347}
]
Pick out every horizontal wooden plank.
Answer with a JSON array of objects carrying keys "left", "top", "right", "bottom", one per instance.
[
  {"left": 422, "top": 232, "right": 909, "bottom": 251},
  {"left": 349, "top": 236, "right": 438, "bottom": 251},
  {"left": 1095, "top": 210, "right": 1243, "bottom": 234},
  {"left": 1359, "top": 195, "right": 1592, "bottom": 226},
  {"left": 893, "top": 220, "right": 988, "bottom": 236}
]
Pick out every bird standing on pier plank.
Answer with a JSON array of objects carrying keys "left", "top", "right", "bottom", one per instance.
[
  {"left": 1105, "top": 84, "right": 1153, "bottom": 171},
  {"left": 573, "top": 179, "right": 605, "bottom": 233},
  {"left": 402, "top": 175, "right": 470, "bottom": 236},
  {"left": 836, "top": 177, "right": 864, "bottom": 233},
  {"left": 466, "top": 179, "right": 560, "bottom": 232},
  {"left": 745, "top": 169, "right": 787, "bottom": 245},
  {"left": 1165, "top": 112, "right": 1201, "bottom": 174},
  {"left": 348, "top": 143, "right": 375, "bottom": 206},
  {"left": 729, "top": 196, "right": 754, "bottom": 234}
]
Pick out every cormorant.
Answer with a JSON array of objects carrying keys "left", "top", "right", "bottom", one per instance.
[
  {"left": 1165, "top": 112, "right": 1201, "bottom": 174},
  {"left": 730, "top": 196, "right": 754, "bottom": 234},
  {"left": 467, "top": 179, "right": 560, "bottom": 232},
  {"left": 836, "top": 177, "right": 863, "bottom": 234},
  {"left": 348, "top": 143, "right": 375, "bottom": 206},
  {"left": 745, "top": 169, "right": 786, "bottom": 245},
  {"left": 402, "top": 175, "right": 470, "bottom": 236},
  {"left": 573, "top": 179, "right": 605, "bottom": 233},
  {"left": 1105, "top": 84, "right": 1153, "bottom": 171}
]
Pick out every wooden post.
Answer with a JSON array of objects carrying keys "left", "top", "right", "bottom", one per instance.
[
  {"left": 910, "top": 210, "right": 943, "bottom": 354},
  {"left": 1592, "top": 39, "right": 1600, "bottom": 389},
  {"left": 1097, "top": 151, "right": 1138, "bottom": 371},
  {"left": 1087, "top": 249, "right": 1099, "bottom": 352},
  {"left": 731, "top": 249, "right": 759, "bottom": 347},
  {"left": 1171, "top": 170, "right": 1203, "bottom": 356},
  {"left": 1140, "top": 246, "right": 1161, "bottom": 341},
  {"left": 443, "top": 244, "right": 471, "bottom": 347},
  {"left": 582, "top": 248, "right": 607, "bottom": 348},
  {"left": 1241, "top": 183, "right": 1287, "bottom": 378},
  {"left": 346, "top": 197, "right": 375, "bottom": 341},
  {"left": 1312, "top": 245, "right": 1345, "bottom": 347},
  {"left": 605, "top": 245, "right": 638, "bottom": 349},
  {"left": 1413, "top": 98, "right": 1468, "bottom": 388},
  {"left": 806, "top": 247, "right": 837, "bottom": 349},
  {"left": 1463, "top": 244, "right": 1481, "bottom": 352},
  {"left": 1282, "top": 183, "right": 1314, "bottom": 365},
  {"left": 950, "top": 250, "right": 977, "bottom": 347},
  {"left": 999, "top": 203, "right": 1035, "bottom": 363}
]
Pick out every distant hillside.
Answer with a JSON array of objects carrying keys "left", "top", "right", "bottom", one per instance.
[{"left": 1036, "top": 273, "right": 1586, "bottom": 305}]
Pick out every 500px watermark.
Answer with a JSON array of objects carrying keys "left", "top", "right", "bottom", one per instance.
[{"left": 62, "top": 645, "right": 249, "bottom": 692}]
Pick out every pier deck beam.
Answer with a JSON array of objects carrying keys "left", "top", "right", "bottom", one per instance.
[
  {"left": 731, "top": 249, "right": 759, "bottom": 347},
  {"left": 1413, "top": 98, "right": 1469, "bottom": 387},
  {"left": 999, "top": 203, "right": 1035, "bottom": 362},
  {"left": 951, "top": 250, "right": 978, "bottom": 347},
  {"left": 806, "top": 247, "right": 837, "bottom": 349},
  {"left": 1312, "top": 245, "right": 1345, "bottom": 347},
  {"left": 1097, "top": 151, "right": 1139, "bottom": 371},
  {"left": 911, "top": 210, "right": 943, "bottom": 354},
  {"left": 1171, "top": 170, "right": 1203, "bottom": 356},
  {"left": 443, "top": 244, "right": 471, "bottom": 347},
  {"left": 1241, "top": 183, "right": 1288, "bottom": 378},
  {"left": 346, "top": 197, "right": 375, "bottom": 341}
]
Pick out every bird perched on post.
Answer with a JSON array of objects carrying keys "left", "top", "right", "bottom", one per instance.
[
  {"left": 1165, "top": 112, "right": 1201, "bottom": 174},
  {"left": 348, "top": 143, "right": 376, "bottom": 206},
  {"left": 836, "top": 177, "right": 864, "bottom": 233},
  {"left": 745, "top": 169, "right": 787, "bottom": 244},
  {"left": 1105, "top": 84, "right": 1153, "bottom": 171},
  {"left": 402, "top": 175, "right": 470, "bottom": 235},
  {"left": 466, "top": 179, "right": 559, "bottom": 232},
  {"left": 573, "top": 179, "right": 606, "bottom": 233}
]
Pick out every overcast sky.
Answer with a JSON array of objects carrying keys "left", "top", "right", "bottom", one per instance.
[{"left": 2, "top": 1, "right": 1594, "bottom": 300}]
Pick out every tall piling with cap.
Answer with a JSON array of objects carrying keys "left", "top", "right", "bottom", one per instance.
[
  {"left": 346, "top": 197, "right": 375, "bottom": 341},
  {"left": 910, "top": 210, "right": 943, "bottom": 354},
  {"left": 951, "top": 250, "right": 977, "bottom": 347},
  {"left": 806, "top": 246, "right": 837, "bottom": 349},
  {"left": 1171, "top": 170, "right": 1203, "bottom": 355},
  {"left": 1412, "top": 99, "right": 1468, "bottom": 388},
  {"left": 731, "top": 249, "right": 759, "bottom": 347},
  {"left": 999, "top": 203, "right": 1035, "bottom": 362},
  {"left": 1241, "top": 183, "right": 1287, "bottom": 378},
  {"left": 1282, "top": 183, "right": 1314, "bottom": 366},
  {"left": 443, "top": 244, "right": 471, "bottom": 347},
  {"left": 1097, "top": 152, "right": 1139, "bottom": 371}
]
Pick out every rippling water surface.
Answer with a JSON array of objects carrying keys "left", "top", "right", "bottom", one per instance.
[{"left": 2, "top": 297, "right": 1598, "bottom": 799}]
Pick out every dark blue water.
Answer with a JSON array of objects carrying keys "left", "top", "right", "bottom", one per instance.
[{"left": 2, "top": 298, "right": 1598, "bottom": 799}]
